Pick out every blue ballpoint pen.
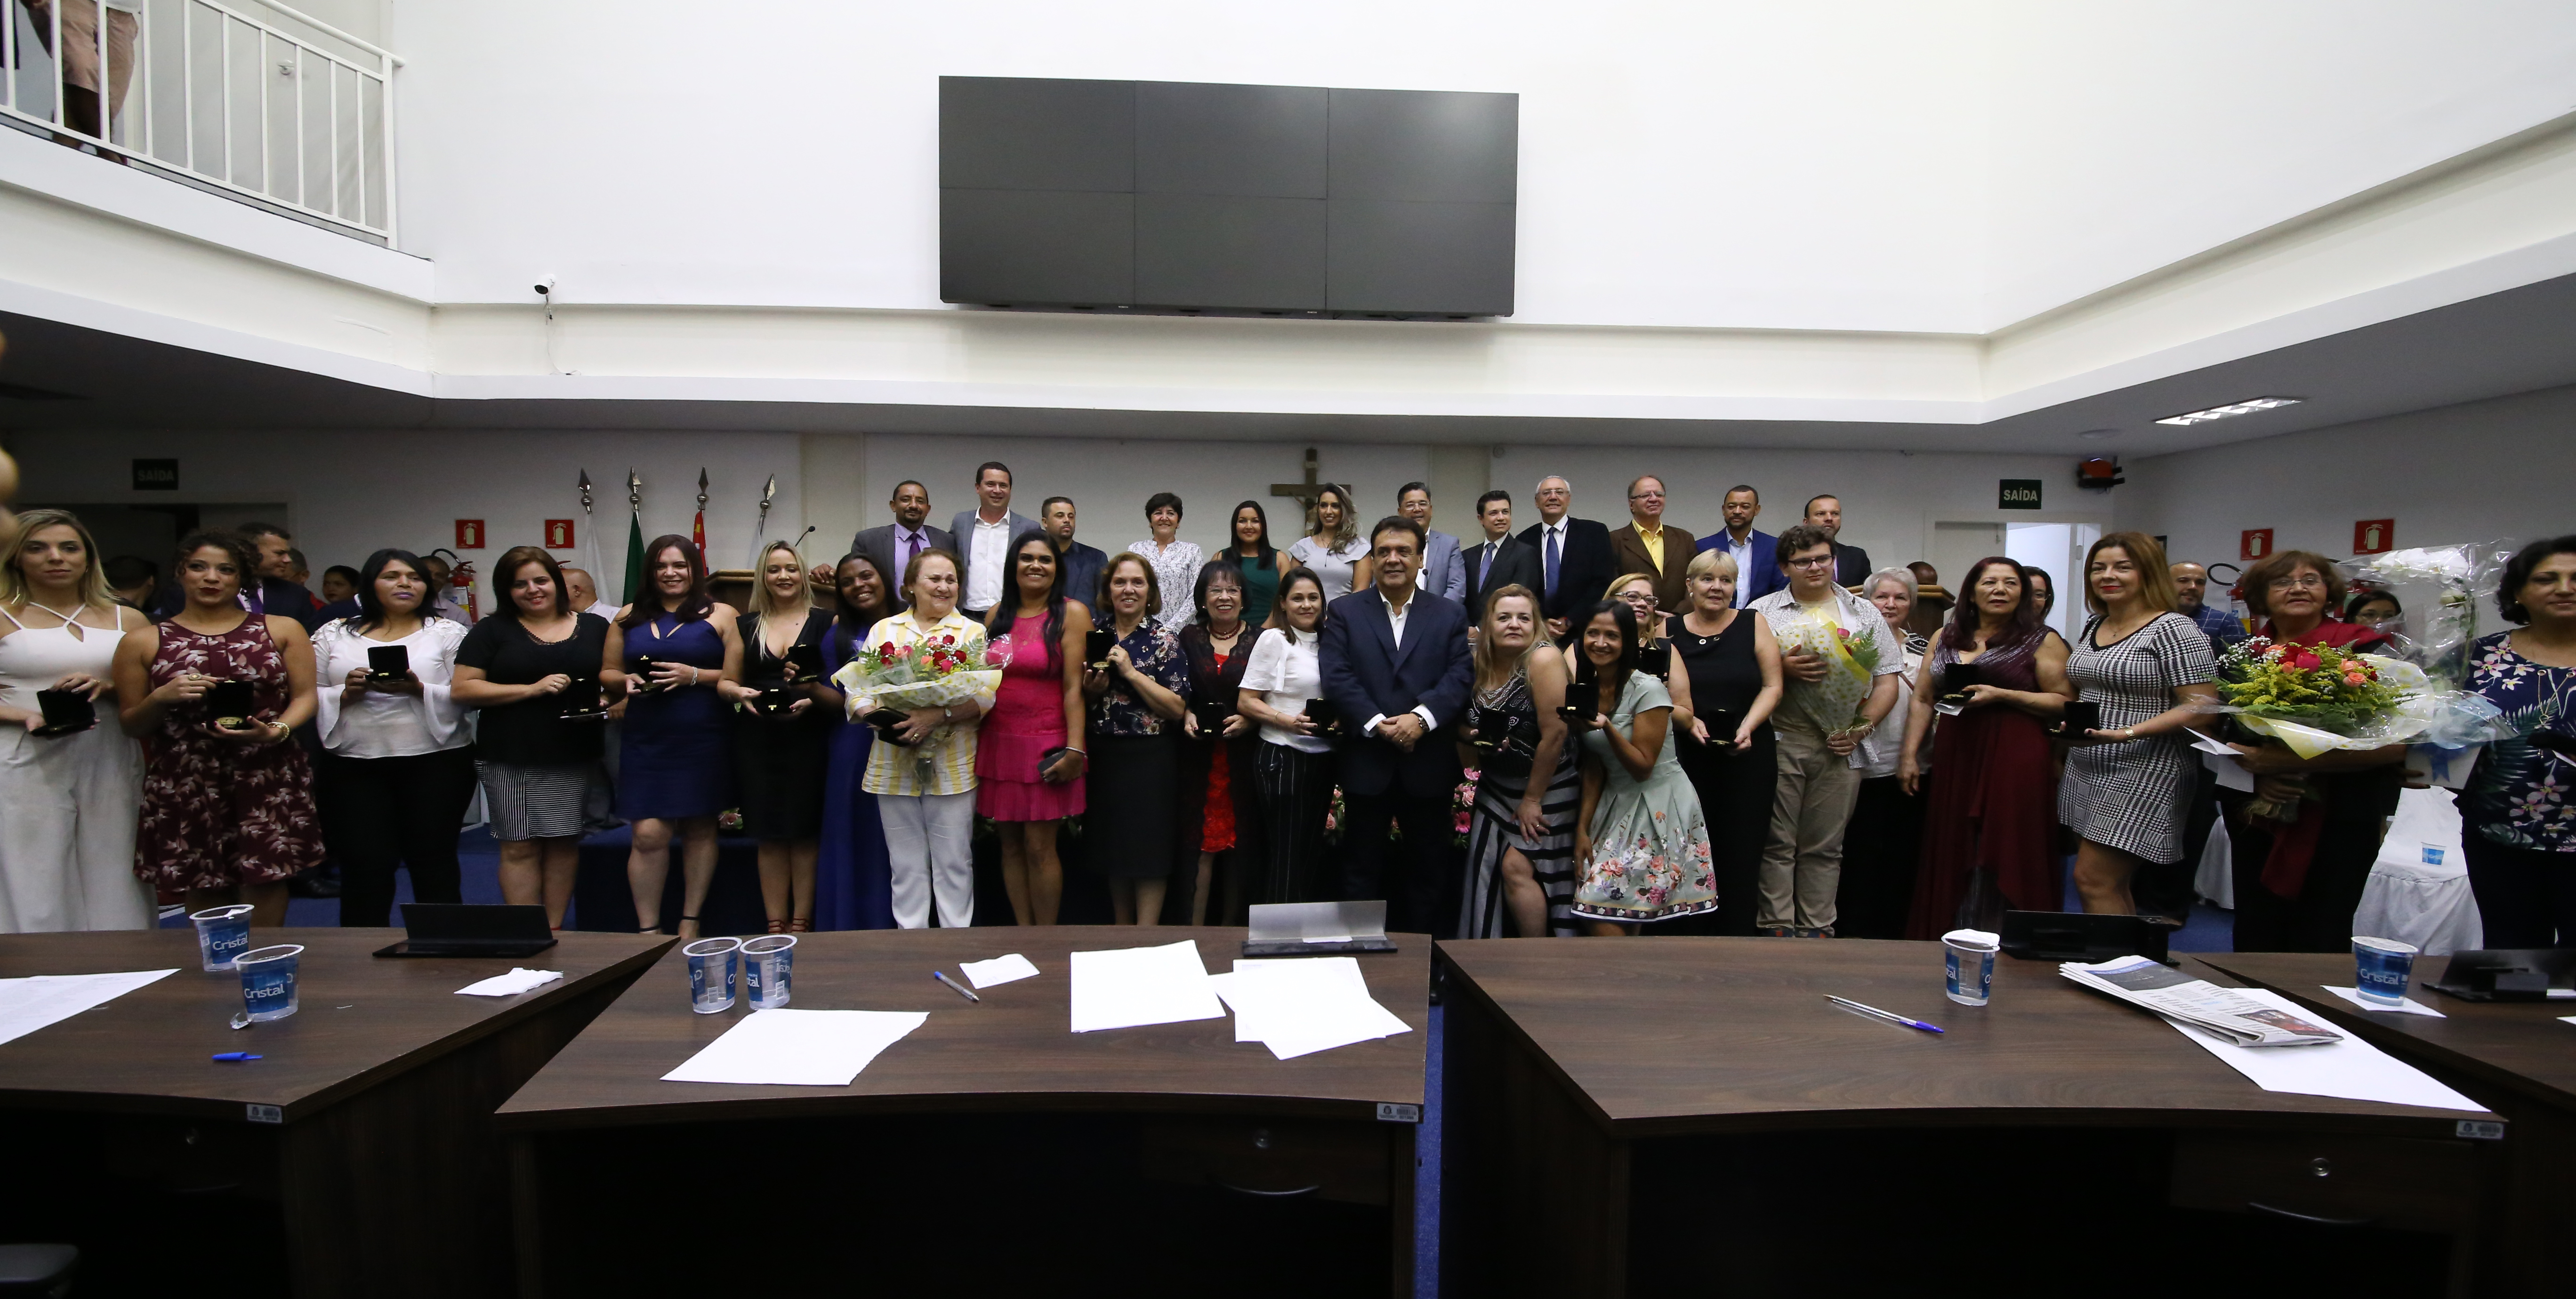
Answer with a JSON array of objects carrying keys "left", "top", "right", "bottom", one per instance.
[
  {"left": 933, "top": 970, "right": 981, "bottom": 1003},
  {"left": 1825, "top": 995, "right": 1943, "bottom": 1034},
  {"left": 210, "top": 1052, "right": 263, "bottom": 1062}
]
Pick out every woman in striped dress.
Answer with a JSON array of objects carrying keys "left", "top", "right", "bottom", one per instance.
[{"left": 1457, "top": 585, "right": 1580, "bottom": 938}]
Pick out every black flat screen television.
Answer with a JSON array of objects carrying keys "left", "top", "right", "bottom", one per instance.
[{"left": 941, "top": 76, "right": 1516, "bottom": 317}]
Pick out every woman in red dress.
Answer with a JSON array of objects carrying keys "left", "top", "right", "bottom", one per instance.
[
  {"left": 1177, "top": 562, "right": 1257, "bottom": 923},
  {"left": 1900, "top": 557, "right": 2075, "bottom": 938},
  {"left": 110, "top": 530, "right": 322, "bottom": 926}
]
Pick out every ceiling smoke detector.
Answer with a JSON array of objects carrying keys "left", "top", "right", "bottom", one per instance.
[{"left": 2155, "top": 396, "right": 2301, "bottom": 426}]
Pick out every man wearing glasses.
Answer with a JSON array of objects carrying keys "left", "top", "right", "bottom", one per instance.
[
  {"left": 1608, "top": 474, "right": 1699, "bottom": 614},
  {"left": 1747, "top": 525, "right": 1905, "bottom": 937}
]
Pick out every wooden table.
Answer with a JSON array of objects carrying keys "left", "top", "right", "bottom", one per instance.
[
  {"left": 1440, "top": 938, "right": 2504, "bottom": 1299},
  {"left": 2200, "top": 951, "right": 2576, "bottom": 1298},
  {"left": 498, "top": 927, "right": 1428, "bottom": 1299},
  {"left": 0, "top": 929, "right": 668, "bottom": 1298}
]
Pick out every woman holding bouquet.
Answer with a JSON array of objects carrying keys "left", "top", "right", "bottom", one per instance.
[
  {"left": 853, "top": 549, "right": 996, "bottom": 929},
  {"left": 979, "top": 532, "right": 1090, "bottom": 926},
  {"left": 603, "top": 536, "right": 743, "bottom": 940},
  {"left": 1747, "top": 526, "right": 1905, "bottom": 938},
  {"left": 2058, "top": 533, "right": 2219, "bottom": 918},
  {"left": 1569, "top": 600, "right": 1717, "bottom": 932},
  {"left": 2219, "top": 548, "right": 2405, "bottom": 951},
  {"left": 1084, "top": 553, "right": 1191, "bottom": 925},
  {"left": 1900, "top": 557, "right": 2073, "bottom": 937},
  {"left": 814, "top": 552, "right": 896, "bottom": 929},
  {"left": 2463, "top": 537, "right": 2576, "bottom": 946}
]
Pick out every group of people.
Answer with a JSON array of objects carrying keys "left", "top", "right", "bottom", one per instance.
[{"left": 3, "top": 469, "right": 2571, "bottom": 954}]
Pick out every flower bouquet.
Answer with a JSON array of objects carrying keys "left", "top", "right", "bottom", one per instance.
[
  {"left": 2215, "top": 636, "right": 2427, "bottom": 818},
  {"left": 833, "top": 628, "right": 1005, "bottom": 743},
  {"left": 1773, "top": 608, "right": 1879, "bottom": 738}
]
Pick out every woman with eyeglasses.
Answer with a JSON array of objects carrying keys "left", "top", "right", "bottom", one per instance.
[
  {"left": 2216, "top": 548, "right": 2406, "bottom": 951},
  {"left": 310, "top": 548, "right": 474, "bottom": 926},
  {"left": 1176, "top": 562, "right": 1258, "bottom": 924}
]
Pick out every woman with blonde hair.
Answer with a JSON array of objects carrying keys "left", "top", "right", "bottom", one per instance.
[
  {"left": 718, "top": 541, "right": 841, "bottom": 933},
  {"left": 1455, "top": 584, "right": 1580, "bottom": 937},
  {"left": 1288, "top": 484, "right": 1371, "bottom": 596},
  {"left": 1668, "top": 547, "right": 1782, "bottom": 934},
  {"left": 0, "top": 509, "right": 153, "bottom": 931}
]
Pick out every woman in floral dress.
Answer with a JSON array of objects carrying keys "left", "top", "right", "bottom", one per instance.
[
  {"left": 2462, "top": 536, "right": 2576, "bottom": 946},
  {"left": 110, "top": 530, "right": 322, "bottom": 926},
  {"left": 1569, "top": 600, "right": 1716, "bottom": 932}
]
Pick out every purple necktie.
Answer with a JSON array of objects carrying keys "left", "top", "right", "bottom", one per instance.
[{"left": 905, "top": 531, "right": 921, "bottom": 571}]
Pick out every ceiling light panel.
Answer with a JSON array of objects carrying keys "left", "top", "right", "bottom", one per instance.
[{"left": 2154, "top": 396, "right": 2302, "bottom": 425}]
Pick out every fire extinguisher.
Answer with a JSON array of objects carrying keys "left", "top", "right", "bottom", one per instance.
[{"left": 431, "top": 547, "right": 479, "bottom": 623}]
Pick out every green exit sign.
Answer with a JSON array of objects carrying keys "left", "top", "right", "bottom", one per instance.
[{"left": 1998, "top": 479, "right": 2043, "bottom": 510}]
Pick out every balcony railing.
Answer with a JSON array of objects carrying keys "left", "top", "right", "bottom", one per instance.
[{"left": 2, "top": 0, "right": 398, "bottom": 243}]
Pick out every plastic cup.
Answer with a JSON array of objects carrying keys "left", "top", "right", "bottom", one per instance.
[
  {"left": 742, "top": 934, "right": 797, "bottom": 1010},
  {"left": 236, "top": 944, "right": 305, "bottom": 1022},
  {"left": 1942, "top": 929, "right": 1999, "bottom": 1007},
  {"left": 684, "top": 938, "right": 743, "bottom": 1014},
  {"left": 190, "top": 904, "right": 257, "bottom": 972},
  {"left": 2352, "top": 936, "right": 2419, "bottom": 1007}
]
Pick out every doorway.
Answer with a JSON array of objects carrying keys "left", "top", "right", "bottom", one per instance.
[{"left": 1929, "top": 520, "right": 2101, "bottom": 641}]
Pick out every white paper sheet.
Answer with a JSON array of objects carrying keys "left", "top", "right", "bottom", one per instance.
[
  {"left": 2168, "top": 988, "right": 2484, "bottom": 1112},
  {"left": 958, "top": 953, "right": 1039, "bottom": 989},
  {"left": 0, "top": 970, "right": 177, "bottom": 1047},
  {"left": 2558, "top": 1015, "right": 2576, "bottom": 1027},
  {"left": 660, "top": 1008, "right": 927, "bottom": 1085},
  {"left": 1214, "top": 958, "right": 1413, "bottom": 1060},
  {"left": 2189, "top": 730, "right": 2256, "bottom": 793},
  {"left": 2322, "top": 986, "right": 2445, "bottom": 1018},
  {"left": 455, "top": 968, "right": 564, "bottom": 997},
  {"left": 1068, "top": 940, "right": 1225, "bottom": 1033}
]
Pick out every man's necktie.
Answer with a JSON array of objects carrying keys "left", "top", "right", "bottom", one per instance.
[
  {"left": 905, "top": 532, "right": 920, "bottom": 573},
  {"left": 1544, "top": 528, "right": 1561, "bottom": 600}
]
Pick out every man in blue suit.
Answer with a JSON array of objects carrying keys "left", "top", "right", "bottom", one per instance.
[
  {"left": 1696, "top": 484, "right": 1785, "bottom": 607},
  {"left": 1320, "top": 515, "right": 1476, "bottom": 937}
]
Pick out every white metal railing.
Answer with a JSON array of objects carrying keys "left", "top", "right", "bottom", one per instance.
[{"left": 1, "top": 0, "right": 399, "bottom": 242}]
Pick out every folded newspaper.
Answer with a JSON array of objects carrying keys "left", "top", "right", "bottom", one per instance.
[{"left": 2061, "top": 957, "right": 2345, "bottom": 1047}]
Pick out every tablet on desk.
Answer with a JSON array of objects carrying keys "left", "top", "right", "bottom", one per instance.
[{"left": 374, "top": 904, "right": 559, "bottom": 958}]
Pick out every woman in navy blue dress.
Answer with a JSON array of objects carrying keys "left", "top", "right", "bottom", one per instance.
[
  {"left": 814, "top": 552, "right": 899, "bottom": 929},
  {"left": 602, "top": 536, "right": 742, "bottom": 940}
]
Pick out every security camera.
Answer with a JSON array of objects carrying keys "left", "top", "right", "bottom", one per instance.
[{"left": 533, "top": 281, "right": 553, "bottom": 297}]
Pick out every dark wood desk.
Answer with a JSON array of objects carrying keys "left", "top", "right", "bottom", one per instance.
[
  {"left": 498, "top": 927, "right": 1427, "bottom": 1299},
  {"left": 0, "top": 929, "right": 668, "bottom": 1298},
  {"left": 2200, "top": 951, "right": 2574, "bottom": 1298},
  {"left": 1441, "top": 938, "right": 2502, "bottom": 1299}
]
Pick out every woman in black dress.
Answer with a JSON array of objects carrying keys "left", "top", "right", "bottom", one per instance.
[
  {"left": 719, "top": 542, "right": 841, "bottom": 933},
  {"left": 1175, "top": 562, "right": 1259, "bottom": 924},
  {"left": 1669, "top": 548, "right": 1783, "bottom": 935}
]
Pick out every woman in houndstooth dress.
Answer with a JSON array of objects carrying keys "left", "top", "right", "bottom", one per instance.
[{"left": 2058, "top": 534, "right": 2219, "bottom": 914}]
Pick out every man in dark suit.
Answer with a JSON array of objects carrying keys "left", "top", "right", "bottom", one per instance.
[
  {"left": 1803, "top": 494, "right": 1874, "bottom": 587},
  {"left": 1606, "top": 474, "right": 1699, "bottom": 613},
  {"left": 841, "top": 479, "right": 953, "bottom": 592},
  {"left": 1320, "top": 516, "right": 1476, "bottom": 937},
  {"left": 1696, "top": 484, "right": 1785, "bottom": 607},
  {"left": 1461, "top": 489, "right": 1542, "bottom": 617},
  {"left": 1516, "top": 475, "right": 1618, "bottom": 637},
  {"left": 947, "top": 462, "right": 1040, "bottom": 618},
  {"left": 1040, "top": 496, "right": 1109, "bottom": 614}
]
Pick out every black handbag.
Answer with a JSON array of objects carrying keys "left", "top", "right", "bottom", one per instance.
[{"left": 1470, "top": 703, "right": 1538, "bottom": 779}]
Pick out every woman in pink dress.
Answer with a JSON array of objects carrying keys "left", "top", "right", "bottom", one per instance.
[
  {"left": 976, "top": 530, "right": 1091, "bottom": 925},
  {"left": 110, "top": 530, "right": 322, "bottom": 926}
]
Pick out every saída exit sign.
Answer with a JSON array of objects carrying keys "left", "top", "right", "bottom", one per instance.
[{"left": 1998, "top": 479, "right": 2043, "bottom": 510}]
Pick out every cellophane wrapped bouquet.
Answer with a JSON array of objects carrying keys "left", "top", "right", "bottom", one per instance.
[
  {"left": 2344, "top": 542, "right": 2528, "bottom": 783},
  {"left": 1773, "top": 609, "right": 1880, "bottom": 738},
  {"left": 834, "top": 628, "right": 1006, "bottom": 732},
  {"left": 2216, "top": 636, "right": 2452, "bottom": 817}
]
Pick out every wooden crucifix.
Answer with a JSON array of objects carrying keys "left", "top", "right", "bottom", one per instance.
[{"left": 1270, "top": 447, "right": 1327, "bottom": 515}]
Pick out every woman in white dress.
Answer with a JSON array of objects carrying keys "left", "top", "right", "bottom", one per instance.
[
  {"left": 1286, "top": 484, "right": 1371, "bottom": 597},
  {"left": 0, "top": 509, "right": 153, "bottom": 931}
]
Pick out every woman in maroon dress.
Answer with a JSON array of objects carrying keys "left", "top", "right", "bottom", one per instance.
[
  {"left": 1900, "top": 557, "right": 2074, "bottom": 938},
  {"left": 110, "top": 530, "right": 322, "bottom": 926}
]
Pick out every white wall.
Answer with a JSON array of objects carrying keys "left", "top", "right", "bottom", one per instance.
[
  {"left": 2122, "top": 384, "right": 2576, "bottom": 572},
  {"left": 4, "top": 430, "right": 806, "bottom": 601}
]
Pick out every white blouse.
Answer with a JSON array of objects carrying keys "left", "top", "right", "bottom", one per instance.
[
  {"left": 1128, "top": 538, "right": 1206, "bottom": 630},
  {"left": 312, "top": 617, "right": 472, "bottom": 759},
  {"left": 1238, "top": 626, "right": 1331, "bottom": 754},
  {"left": 1288, "top": 536, "right": 1366, "bottom": 596}
]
